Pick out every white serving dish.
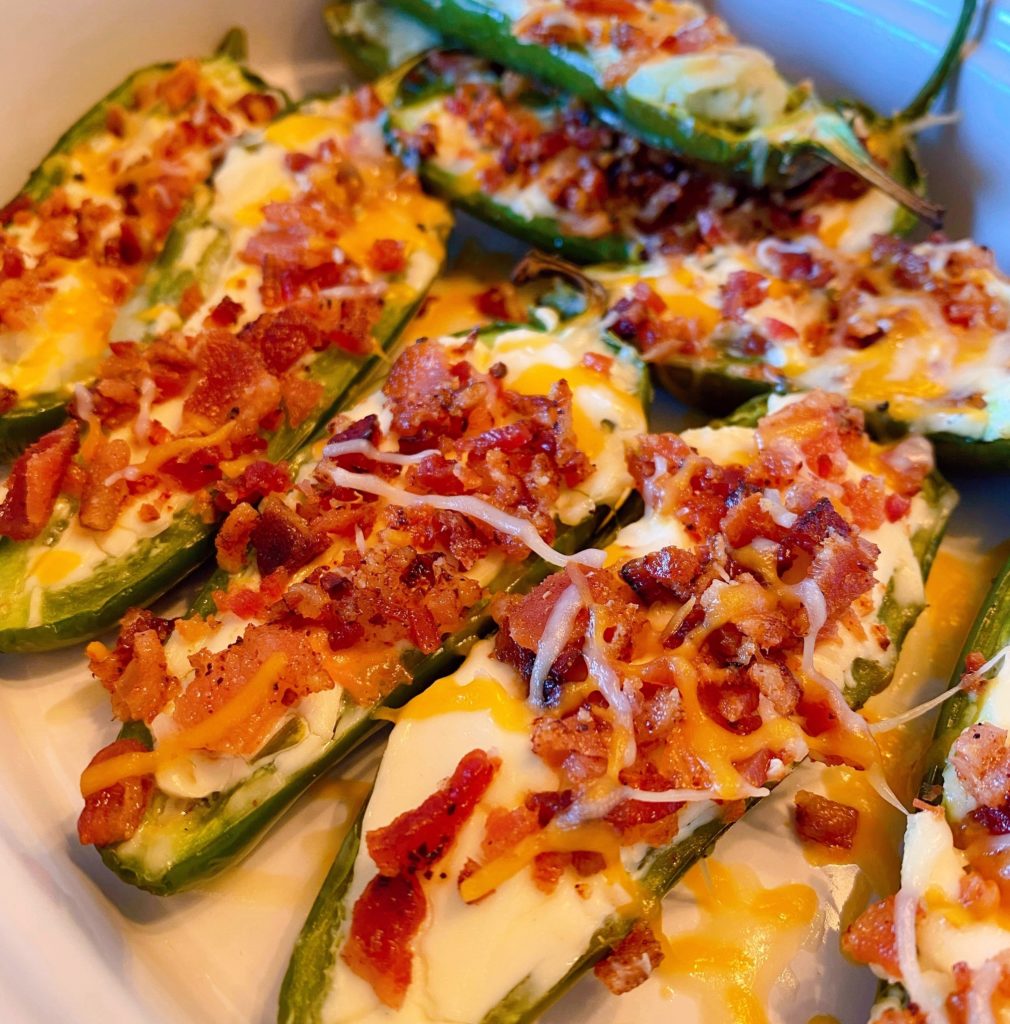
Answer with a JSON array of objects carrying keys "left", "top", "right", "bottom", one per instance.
[{"left": 2, "top": 2, "right": 1010, "bottom": 1022}]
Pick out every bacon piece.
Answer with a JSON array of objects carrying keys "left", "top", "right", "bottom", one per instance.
[
  {"left": 950, "top": 723, "right": 1010, "bottom": 808},
  {"left": 207, "top": 295, "right": 243, "bottom": 327},
  {"left": 473, "top": 285, "right": 516, "bottom": 321},
  {"left": 604, "top": 797, "right": 681, "bottom": 845},
  {"left": 756, "top": 391, "right": 867, "bottom": 483},
  {"left": 102, "top": 627, "right": 175, "bottom": 724},
  {"left": 281, "top": 374, "right": 324, "bottom": 427},
  {"left": 748, "top": 662, "right": 801, "bottom": 716},
  {"left": 842, "top": 474, "right": 886, "bottom": 531},
  {"left": 777, "top": 497, "right": 849, "bottom": 574},
  {"left": 216, "top": 502, "right": 259, "bottom": 572},
  {"left": 761, "top": 244, "right": 834, "bottom": 287},
  {"left": 0, "top": 385, "right": 17, "bottom": 414},
  {"left": 77, "top": 738, "right": 154, "bottom": 847},
  {"left": 619, "top": 547, "right": 700, "bottom": 604},
  {"left": 970, "top": 802, "right": 1010, "bottom": 835},
  {"left": 213, "top": 458, "right": 290, "bottom": 513},
  {"left": 367, "top": 239, "right": 406, "bottom": 274},
  {"left": 366, "top": 749, "right": 500, "bottom": 877},
  {"left": 79, "top": 436, "right": 130, "bottom": 531},
  {"left": 173, "top": 623, "right": 334, "bottom": 756},
  {"left": 532, "top": 712, "right": 610, "bottom": 783},
  {"left": 183, "top": 329, "right": 273, "bottom": 429},
  {"left": 808, "top": 531, "right": 880, "bottom": 626},
  {"left": 238, "top": 307, "right": 321, "bottom": 375},
  {"left": 842, "top": 895, "right": 901, "bottom": 979},
  {"left": 480, "top": 804, "right": 540, "bottom": 863},
  {"left": 721, "top": 493, "right": 784, "bottom": 549},
  {"left": 87, "top": 608, "right": 174, "bottom": 699},
  {"left": 794, "top": 790, "right": 858, "bottom": 849},
  {"left": 382, "top": 338, "right": 468, "bottom": 447},
  {"left": 345, "top": 750, "right": 499, "bottom": 1008},
  {"left": 250, "top": 495, "right": 321, "bottom": 575},
  {"left": 698, "top": 677, "right": 762, "bottom": 735},
  {"left": 0, "top": 420, "right": 78, "bottom": 540},
  {"left": 594, "top": 921, "right": 665, "bottom": 995},
  {"left": 341, "top": 871, "right": 426, "bottom": 1009},
  {"left": 720, "top": 270, "right": 767, "bottom": 319}
]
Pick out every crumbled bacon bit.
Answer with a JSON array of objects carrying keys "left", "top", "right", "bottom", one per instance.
[
  {"left": 80, "top": 437, "right": 130, "bottom": 531},
  {"left": 341, "top": 871, "right": 426, "bottom": 1009},
  {"left": 950, "top": 722, "right": 1010, "bottom": 809},
  {"left": 207, "top": 295, "right": 243, "bottom": 327},
  {"left": 344, "top": 750, "right": 499, "bottom": 1007},
  {"left": 594, "top": 921, "right": 665, "bottom": 995},
  {"left": 794, "top": 790, "right": 859, "bottom": 849},
  {"left": 473, "top": 285, "right": 516, "bottom": 321},
  {"left": 619, "top": 547, "right": 701, "bottom": 604},
  {"left": 721, "top": 270, "right": 768, "bottom": 319},
  {"left": 77, "top": 738, "right": 154, "bottom": 847},
  {"left": 842, "top": 895, "right": 901, "bottom": 978},
  {"left": 0, "top": 420, "right": 79, "bottom": 540},
  {"left": 367, "top": 238, "right": 406, "bottom": 274},
  {"left": 367, "top": 749, "right": 499, "bottom": 876},
  {"left": 250, "top": 495, "right": 321, "bottom": 575},
  {"left": 216, "top": 501, "right": 260, "bottom": 572}
]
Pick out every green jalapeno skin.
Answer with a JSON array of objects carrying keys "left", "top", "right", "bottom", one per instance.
[
  {"left": 858, "top": 556, "right": 1010, "bottom": 1017},
  {"left": 323, "top": 0, "right": 439, "bottom": 80},
  {"left": 90, "top": 325, "right": 651, "bottom": 895},
  {"left": 652, "top": 362, "right": 1010, "bottom": 477},
  {"left": 384, "top": 0, "right": 972, "bottom": 225},
  {"left": 0, "top": 32, "right": 287, "bottom": 460},
  {"left": 278, "top": 393, "right": 957, "bottom": 1024},
  {"left": 923, "top": 555, "right": 1010, "bottom": 796}
]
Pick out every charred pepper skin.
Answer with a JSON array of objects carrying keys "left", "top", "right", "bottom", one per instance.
[
  {"left": 278, "top": 393, "right": 958, "bottom": 1024},
  {"left": 384, "top": 0, "right": 974, "bottom": 223}
]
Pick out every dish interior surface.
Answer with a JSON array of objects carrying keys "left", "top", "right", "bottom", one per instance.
[{"left": 2, "top": 1, "right": 1010, "bottom": 1022}]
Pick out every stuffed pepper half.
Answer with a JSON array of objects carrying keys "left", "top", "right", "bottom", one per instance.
[
  {"left": 0, "top": 88, "right": 451, "bottom": 652},
  {"left": 386, "top": 50, "right": 919, "bottom": 265},
  {"left": 845, "top": 558, "right": 1010, "bottom": 1023},
  {"left": 280, "top": 389, "right": 956, "bottom": 1024},
  {"left": 385, "top": 0, "right": 969, "bottom": 222},
  {"left": 76, "top": 311, "right": 650, "bottom": 894},
  {"left": 598, "top": 234, "right": 1010, "bottom": 471},
  {"left": 0, "top": 33, "right": 283, "bottom": 456}
]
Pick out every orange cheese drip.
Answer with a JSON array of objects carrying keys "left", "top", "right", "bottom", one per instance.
[
  {"left": 458, "top": 820, "right": 641, "bottom": 907},
  {"left": 133, "top": 420, "right": 236, "bottom": 476},
  {"left": 80, "top": 652, "right": 288, "bottom": 796},
  {"left": 799, "top": 765, "right": 904, "bottom": 899},
  {"left": 659, "top": 860, "right": 819, "bottom": 1024}
]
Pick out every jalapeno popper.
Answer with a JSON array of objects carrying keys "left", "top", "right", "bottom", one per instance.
[
  {"left": 385, "top": 0, "right": 962, "bottom": 224},
  {"left": 280, "top": 390, "right": 956, "bottom": 1024},
  {"left": 598, "top": 234, "right": 1010, "bottom": 472},
  {"left": 0, "top": 90, "right": 452, "bottom": 653},
  {"left": 386, "top": 50, "right": 915, "bottom": 266},
  {"left": 0, "top": 35, "right": 283, "bottom": 458},
  {"left": 76, "top": 313, "right": 650, "bottom": 894},
  {"left": 844, "top": 559, "right": 1010, "bottom": 1023}
]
